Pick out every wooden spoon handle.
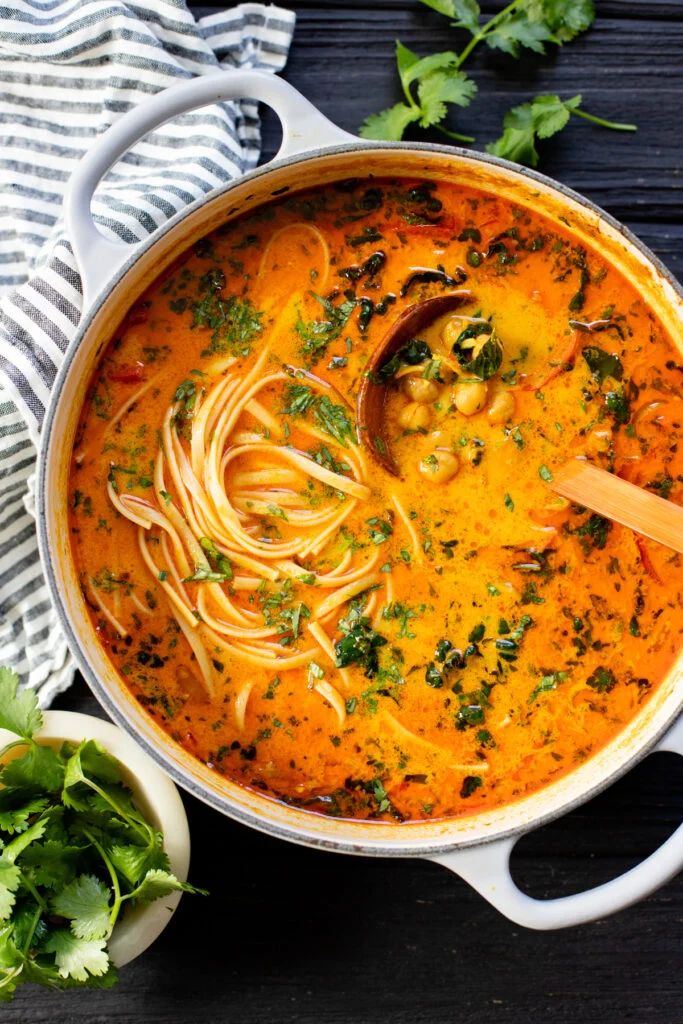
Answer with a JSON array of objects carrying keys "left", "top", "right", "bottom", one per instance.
[{"left": 551, "top": 461, "right": 683, "bottom": 554}]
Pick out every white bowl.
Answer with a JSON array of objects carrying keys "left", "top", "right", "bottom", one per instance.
[{"left": 0, "top": 709, "right": 190, "bottom": 967}]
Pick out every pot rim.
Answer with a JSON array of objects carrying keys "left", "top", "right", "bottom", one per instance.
[{"left": 37, "top": 138, "right": 683, "bottom": 858}]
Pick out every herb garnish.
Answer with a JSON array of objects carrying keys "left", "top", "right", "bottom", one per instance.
[
  {"left": 296, "top": 293, "right": 356, "bottom": 361},
  {"left": 334, "top": 601, "right": 388, "bottom": 678},
  {"left": 281, "top": 384, "right": 355, "bottom": 448},
  {"left": 528, "top": 670, "right": 568, "bottom": 703},
  {"left": 586, "top": 666, "right": 617, "bottom": 693},
  {"left": 0, "top": 670, "right": 204, "bottom": 1001},
  {"left": 192, "top": 270, "right": 262, "bottom": 356},
  {"left": 359, "top": 2, "right": 636, "bottom": 165}
]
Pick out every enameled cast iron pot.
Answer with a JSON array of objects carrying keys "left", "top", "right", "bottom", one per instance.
[{"left": 37, "top": 70, "right": 683, "bottom": 930}]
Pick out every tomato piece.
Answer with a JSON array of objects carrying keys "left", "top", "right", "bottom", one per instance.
[
  {"left": 108, "top": 362, "right": 145, "bottom": 384},
  {"left": 519, "top": 330, "right": 581, "bottom": 392},
  {"left": 635, "top": 535, "right": 662, "bottom": 584}
]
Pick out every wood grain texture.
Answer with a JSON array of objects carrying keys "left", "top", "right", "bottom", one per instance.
[{"left": 7, "top": 2, "right": 683, "bottom": 1021}]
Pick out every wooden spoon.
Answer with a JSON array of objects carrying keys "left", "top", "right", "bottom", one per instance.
[
  {"left": 356, "top": 291, "right": 473, "bottom": 476},
  {"left": 551, "top": 461, "right": 683, "bottom": 554}
]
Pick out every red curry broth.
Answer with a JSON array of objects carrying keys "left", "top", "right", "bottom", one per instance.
[{"left": 68, "top": 177, "right": 683, "bottom": 821}]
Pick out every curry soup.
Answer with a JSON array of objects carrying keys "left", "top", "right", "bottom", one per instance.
[{"left": 69, "top": 177, "right": 683, "bottom": 822}]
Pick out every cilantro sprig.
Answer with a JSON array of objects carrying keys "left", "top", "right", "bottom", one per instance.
[
  {"left": 360, "top": 42, "right": 477, "bottom": 143},
  {"left": 0, "top": 669, "right": 205, "bottom": 1002},
  {"left": 360, "top": 0, "right": 636, "bottom": 166}
]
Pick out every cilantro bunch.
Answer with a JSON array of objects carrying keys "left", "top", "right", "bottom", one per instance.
[
  {"left": 360, "top": 0, "right": 636, "bottom": 166},
  {"left": 0, "top": 670, "right": 204, "bottom": 1001}
]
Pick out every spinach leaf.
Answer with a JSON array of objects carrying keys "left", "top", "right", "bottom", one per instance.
[
  {"left": 452, "top": 323, "right": 503, "bottom": 381},
  {"left": 581, "top": 346, "right": 623, "bottom": 384},
  {"left": 376, "top": 339, "right": 432, "bottom": 382}
]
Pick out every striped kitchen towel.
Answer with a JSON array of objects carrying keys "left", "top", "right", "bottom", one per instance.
[{"left": 0, "top": 0, "right": 295, "bottom": 705}]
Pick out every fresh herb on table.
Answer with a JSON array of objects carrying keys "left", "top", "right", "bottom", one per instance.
[
  {"left": 360, "top": 0, "right": 636, "bottom": 165},
  {"left": 0, "top": 670, "right": 204, "bottom": 1001}
]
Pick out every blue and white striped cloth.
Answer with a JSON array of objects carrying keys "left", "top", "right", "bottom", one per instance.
[{"left": 0, "top": 0, "right": 295, "bottom": 704}]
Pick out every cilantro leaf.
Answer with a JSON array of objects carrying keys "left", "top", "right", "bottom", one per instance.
[
  {"left": 1, "top": 742, "right": 64, "bottom": 794},
  {"left": 281, "top": 383, "right": 316, "bottom": 415},
  {"left": 531, "top": 0, "right": 595, "bottom": 43},
  {"left": 486, "top": 10, "right": 555, "bottom": 56},
  {"left": 528, "top": 670, "right": 568, "bottom": 704},
  {"left": 43, "top": 928, "right": 110, "bottom": 982},
  {"left": 296, "top": 293, "right": 356, "bottom": 361},
  {"left": 311, "top": 395, "right": 355, "bottom": 448},
  {"left": 417, "top": 70, "right": 477, "bottom": 127},
  {"left": 124, "top": 868, "right": 203, "bottom": 905},
  {"left": 0, "top": 795, "right": 48, "bottom": 835},
  {"left": 76, "top": 740, "right": 122, "bottom": 785},
  {"left": 371, "top": 0, "right": 629, "bottom": 164},
  {"left": 359, "top": 103, "right": 420, "bottom": 142},
  {"left": 334, "top": 621, "right": 388, "bottom": 677},
  {"left": 20, "top": 840, "right": 81, "bottom": 890},
  {"left": 51, "top": 875, "right": 112, "bottom": 940},
  {"left": 359, "top": 41, "right": 476, "bottom": 142},
  {"left": 108, "top": 842, "right": 170, "bottom": 887},
  {"left": 192, "top": 275, "right": 262, "bottom": 357},
  {"left": 419, "top": 0, "right": 481, "bottom": 34},
  {"left": 0, "top": 924, "right": 21, "bottom": 1001},
  {"left": 586, "top": 666, "right": 617, "bottom": 693},
  {"left": 0, "top": 668, "right": 42, "bottom": 740},
  {"left": 63, "top": 740, "right": 124, "bottom": 813},
  {"left": 487, "top": 94, "right": 582, "bottom": 167},
  {"left": 0, "top": 691, "right": 206, "bottom": 1002},
  {"left": 2, "top": 818, "right": 48, "bottom": 863},
  {"left": 281, "top": 385, "right": 355, "bottom": 449},
  {"left": 0, "top": 861, "right": 21, "bottom": 921},
  {"left": 400, "top": 48, "right": 461, "bottom": 87}
]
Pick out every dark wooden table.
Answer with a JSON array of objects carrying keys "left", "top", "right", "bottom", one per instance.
[{"left": 10, "top": 2, "right": 683, "bottom": 1021}]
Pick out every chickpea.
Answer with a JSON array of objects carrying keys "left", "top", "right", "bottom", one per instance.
[
  {"left": 453, "top": 380, "right": 488, "bottom": 416},
  {"left": 487, "top": 389, "right": 516, "bottom": 425},
  {"left": 441, "top": 316, "right": 464, "bottom": 348},
  {"left": 397, "top": 401, "right": 431, "bottom": 431},
  {"left": 402, "top": 374, "right": 441, "bottom": 403},
  {"left": 419, "top": 449, "right": 459, "bottom": 483}
]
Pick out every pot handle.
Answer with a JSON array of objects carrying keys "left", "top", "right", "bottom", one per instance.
[
  {"left": 64, "top": 70, "right": 357, "bottom": 304},
  {"left": 429, "top": 715, "right": 683, "bottom": 929}
]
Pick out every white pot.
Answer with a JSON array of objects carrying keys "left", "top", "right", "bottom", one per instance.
[
  {"left": 0, "top": 711, "right": 190, "bottom": 966},
  {"left": 36, "top": 69, "right": 683, "bottom": 931}
]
